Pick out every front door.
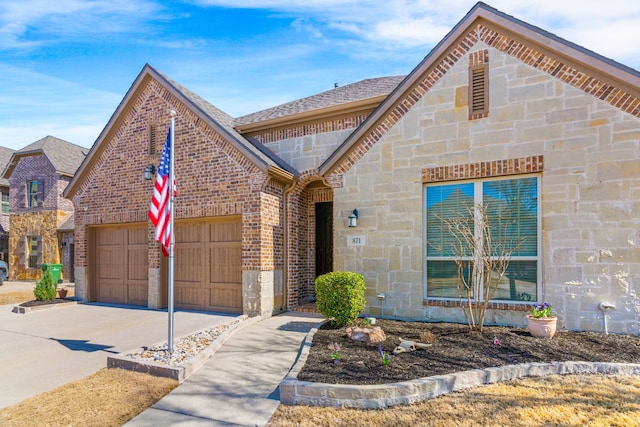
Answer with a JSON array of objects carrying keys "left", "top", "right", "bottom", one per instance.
[{"left": 315, "top": 202, "right": 333, "bottom": 278}]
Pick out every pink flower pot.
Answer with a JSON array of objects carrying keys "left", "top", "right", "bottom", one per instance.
[{"left": 527, "top": 315, "right": 557, "bottom": 338}]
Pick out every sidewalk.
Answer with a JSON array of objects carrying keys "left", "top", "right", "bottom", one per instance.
[{"left": 125, "top": 312, "right": 323, "bottom": 427}]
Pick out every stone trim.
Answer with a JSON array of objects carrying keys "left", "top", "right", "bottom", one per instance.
[
  {"left": 279, "top": 324, "right": 640, "bottom": 409},
  {"left": 422, "top": 155, "right": 544, "bottom": 183}
]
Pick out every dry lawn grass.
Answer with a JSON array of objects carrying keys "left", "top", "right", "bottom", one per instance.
[
  {"left": 0, "top": 291, "right": 36, "bottom": 306},
  {"left": 0, "top": 368, "right": 177, "bottom": 427},
  {"left": 268, "top": 375, "right": 640, "bottom": 427},
  {"left": 0, "top": 288, "right": 75, "bottom": 306}
]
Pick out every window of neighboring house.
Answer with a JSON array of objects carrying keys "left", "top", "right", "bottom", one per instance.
[
  {"left": 425, "top": 176, "right": 539, "bottom": 303},
  {"left": 27, "top": 236, "right": 41, "bottom": 269},
  {"left": 27, "top": 180, "right": 43, "bottom": 207},
  {"left": 1, "top": 190, "right": 8, "bottom": 214}
]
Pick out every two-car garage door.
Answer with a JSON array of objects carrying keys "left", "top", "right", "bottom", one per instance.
[{"left": 93, "top": 217, "right": 242, "bottom": 313}]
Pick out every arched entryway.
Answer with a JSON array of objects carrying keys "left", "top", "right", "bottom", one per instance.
[{"left": 286, "top": 178, "right": 334, "bottom": 309}]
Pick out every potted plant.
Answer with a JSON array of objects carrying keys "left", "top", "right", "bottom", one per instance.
[{"left": 527, "top": 302, "right": 557, "bottom": 338}]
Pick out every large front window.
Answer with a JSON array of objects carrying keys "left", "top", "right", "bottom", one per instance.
[{"left": 425, "top": 176, "right": 539, "bottom": 303}]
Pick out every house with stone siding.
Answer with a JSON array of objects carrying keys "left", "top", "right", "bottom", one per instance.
[
  {"left": 3, "top": 136, "right": 87, "bottom": 281},
  {"left": 64, "top": 3, "right": 640, "bottom": 334}
]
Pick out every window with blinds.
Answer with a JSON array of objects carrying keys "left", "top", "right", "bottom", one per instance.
[
  {"left": 425, "top": 176, "right": 539, "bottom": 302},
  {"left": 469, "top": 64, "right": 488, "bottom": 119}
]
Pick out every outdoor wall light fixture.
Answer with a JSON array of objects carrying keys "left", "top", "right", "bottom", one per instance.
[
  {"left": 348, "top": 209, "right": 358, "bottom": 227},
  {"left": 143, "top": 164, "right": 156, "bottom": 181}
]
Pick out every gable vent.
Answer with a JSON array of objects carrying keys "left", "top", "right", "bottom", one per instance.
[
  {"left": 469, "top": 65, "right": 488, "bottom": 119},
  {"left": 468, "top": 49, "right": 489, "bottom": 120},
  {"left": 148, "top": 123, "right": 157, "bottom": 155}
]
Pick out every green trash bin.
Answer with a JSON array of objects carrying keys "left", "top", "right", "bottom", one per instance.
[{"left": 41, "top": 263, "right": 63, "bottom": 284}]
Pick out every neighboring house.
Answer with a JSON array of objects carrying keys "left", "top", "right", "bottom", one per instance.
[
  {"left": 64, "top": 3, "right": 640, "bottom": 334},
  {"left": 0, "top": 146, "right": 16, "bottom": 261},
  {"left": 4, "top": 136, "right": 87, "bottom": 281}
]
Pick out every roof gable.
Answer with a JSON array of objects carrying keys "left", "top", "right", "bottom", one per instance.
[
  {"left": 3, "top": 135, "right": 86, "bottom": 180},
  {"left": 65, "top": 64, "right": 296, "bottom": 199},
  {"left": 319, "top": 1, "right": 640, "bottom": 177}
]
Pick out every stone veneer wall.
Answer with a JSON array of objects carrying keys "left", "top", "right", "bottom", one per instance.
[
  {"left": 265, "top": 129, "right": 352, "bottom": 173},
  {"left": 7, "top": 153, "right": 74, "bottom": 281},
  {"left": 9, "top": 211, "right": 62, "bottom": 280},
  {"left": 71, "top": 76, "right": 286, "bottom": 317},
  {"left": 331, "top": 39, "right": 640, "bottom": 334}
]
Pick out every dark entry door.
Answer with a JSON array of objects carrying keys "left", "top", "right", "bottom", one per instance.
[{"left": 315, "top": 202, "right": 333, "bottom": 277}]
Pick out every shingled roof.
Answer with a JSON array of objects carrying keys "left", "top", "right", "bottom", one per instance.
[
  {"left": 0, "top": 146, "right": 15, "bottom": 187},
  {"left": 234, "top": 76, "right": 406, "bottom": 127},
  {"left": 154, "top": 67, "right": 299, "bottom": 177},
  {"left": 3, "top": 136, "right": 87, "bottom": 179}
]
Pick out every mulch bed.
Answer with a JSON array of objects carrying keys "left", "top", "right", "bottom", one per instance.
[
  {"left": 297, "top": 319, "right": 640, "bottom": 385},
  {"left": 19, "top": 298, "right": 75, "bottom": 307}
]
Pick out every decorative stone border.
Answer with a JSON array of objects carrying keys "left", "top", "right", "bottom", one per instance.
[
  {"left": 12, "top": 300, "right": 78, "bottom": 314},
  {"left": 279, "top": 324, "right": 640, "bottom": 409},
  {"left": 108, "top": 315, "right": 260, "bottom": 383}
]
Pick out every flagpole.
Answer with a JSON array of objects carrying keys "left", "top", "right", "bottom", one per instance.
[{"left": 168, "top": 109, "right": 176, "bottom": 354}]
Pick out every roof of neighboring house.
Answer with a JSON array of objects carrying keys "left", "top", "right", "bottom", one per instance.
[
  {"left": 2, "top": 136, "right": 88, "bottom": 179},
  {"left": 235, "top": 76, "right": 406, "bottom": 127},
  {"left": 57, "top": 213, "right": 75, "bottom": 231},
  {"left": 0, "top": 146, "right": 15, "bottom": 187}
]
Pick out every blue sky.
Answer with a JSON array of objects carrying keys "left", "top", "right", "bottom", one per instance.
[{"left": 1, "top": 0, "right": 639, "bottom": 150}]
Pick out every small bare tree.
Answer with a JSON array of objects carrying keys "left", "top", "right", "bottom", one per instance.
[{"left": 440, "top": 203, "right": 522, "bottom": 331}]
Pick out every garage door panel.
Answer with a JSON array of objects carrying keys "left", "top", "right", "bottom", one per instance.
[
  {"left": 207, "top": 283, "right": 242, "bottom": 313},
  {"left": 209, "top": 244, "right": 242, "bottom": 284},
  {"left": 209, "top": 221, "right": 241, "bottom": 242},
  {"left": 175, "top": 284, "right": 202, "bottom": 310},
  {"left": 175, "top": 245, "right": 202, "bottom": 282},
  {"left": 97, "top": 280, "right": 126, "bottom": 303},
  {"left": 169, "top": 217, "right": 242, "bottom": 313},
  {"left": 127, "top": 247, "right": 148, "bottom": 281},
  {"left": 97, "top": 248, "right": 124, "bottom": 280},
  {"left": 127, "top": 281, "right": 148, "bottom": 306},
  {"left": 94, "top": 224, "right": 148, "bottom": 306}
]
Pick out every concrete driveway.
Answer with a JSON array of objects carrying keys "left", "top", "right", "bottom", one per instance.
[{"left": 0, "top": 300, "right": 238, "bottom": 409}]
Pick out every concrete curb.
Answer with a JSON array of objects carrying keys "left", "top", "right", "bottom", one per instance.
[
  {"left": 279, "top": 323, "right": 640, "bottom": 409},
  {"left": 108, "top": 315, "right": 261, "bottom": 383},
  {"left": 11, "top": 300, "right": 78, "bottom": 314}
]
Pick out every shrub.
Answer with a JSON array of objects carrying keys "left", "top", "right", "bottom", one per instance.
[
  {"left": 315, "top": 271, "right": 366, "bottom": 327},
  {"left": 34, "top": 270, "right": 57, "bottom": 301}
]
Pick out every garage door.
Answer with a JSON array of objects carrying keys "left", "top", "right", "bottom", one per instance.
[
  {"left": 173, "top": 217, "right": 242, "bottom": 313},
  {"left": 94, "top": 224, "right": 148, "bottom": 306}
]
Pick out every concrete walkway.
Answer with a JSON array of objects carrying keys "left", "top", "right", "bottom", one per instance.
[{"left": 125, "top": 312, "right": 323, "bottom": 427}]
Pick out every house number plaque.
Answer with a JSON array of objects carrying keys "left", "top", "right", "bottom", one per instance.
[{"left": 348, "top": 235, "right": 366, "bottom": 246}]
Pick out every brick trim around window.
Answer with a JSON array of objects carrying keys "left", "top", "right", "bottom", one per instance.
[
  {"left": 422, "top": 155, "right": 544, "bottom": 183},
  {"left": 423, "top": 299, "right": 531, "bottom": 311}
]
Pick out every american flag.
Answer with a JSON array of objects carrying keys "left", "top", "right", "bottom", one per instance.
[{"left": 148, "top": 128, "right": 174, "bottom": 256}]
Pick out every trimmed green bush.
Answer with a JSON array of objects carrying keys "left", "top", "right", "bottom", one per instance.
[
  {"left": 315, "top": 271, "right": 366, "bottom": 327},
  {"left": 34, "top": 270, "right": 57, "bottom": 301}
]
